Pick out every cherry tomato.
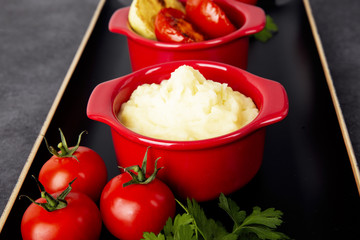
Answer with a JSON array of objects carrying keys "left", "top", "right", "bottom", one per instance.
[
  {"left": 38, "top": 129, "right": 108, "bottom": 202},
  {"left": 155, "top": 7, "right": 205, "bottom": 43},
  {"left": 186, "top": 0, "right": 236, "bottom": 39},
  {"left": 21, "top": 178, "right": 102, "bottom": 240},
  {"left": 100, "top": 148, "right": 176, "bottom": 240}
]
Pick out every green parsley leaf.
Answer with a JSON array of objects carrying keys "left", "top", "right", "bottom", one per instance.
[
  {"left": 142, "top": 232, "right": 165, "bottom": 240},
  {"left": 176, "top": 224, "right": 197, "bottom": 240},
  {"left": 218, "top": 193, "right": 247, "bottom": 230},
  {"left": 186, "top": 198, "right": 229, "bottom": 240},
  {"left": 237, "top": 226, "right": 290, "bottom": 240},
  {"left": 142, "top": 194, "right": 290, "bottom": 240},
  {"left": 253, "top": 15, "right": 278, "bottom": 42},
  {"left": 219, "top": 193, "right": 289, "bottom": 239},
  {"left": 164, "top": 214, "right": 195, "bottom": 239},
  {"left": 241, "top": 207, "right": 284, "bottom": 229},
  {"left": 233, "top": 206, "right": 290, "bottom": 240}
]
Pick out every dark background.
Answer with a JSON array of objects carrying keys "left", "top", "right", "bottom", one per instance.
[{"left": 1, "top": 0, "right": 359, "bottom": 239}]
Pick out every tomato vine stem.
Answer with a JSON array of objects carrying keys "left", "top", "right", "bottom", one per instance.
[
  {"left": 119, "top": 147, "right": 162, "bottom": 187},
  {"left": 19, "top": 176, "right": 76, "bottom": 212},
  {"left": 44, "top": 128, "right": 87, "bottom": 161}
]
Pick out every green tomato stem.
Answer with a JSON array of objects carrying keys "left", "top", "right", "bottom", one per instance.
[
  {"left": 57, "top": 142, "right": 68, "bottom": 156},
  {"left": 121, "top": 147, "right": 162, "bottom": 187},
  {"left": 44, "top": 128, "right": 87, "bottom": 161},
  {"left": 133, "top": 165, "right": 145, "bottom": 182},
  {"left": 19, "top": 176, "right": 75, "bottom": 212}
]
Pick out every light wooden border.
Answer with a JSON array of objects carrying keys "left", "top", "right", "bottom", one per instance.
[
  {"left": 0, "top": 0, "right": 107, "bottom": 231},
  {"left": 303, "top": 0, "right": 360, "bottom": 194}
]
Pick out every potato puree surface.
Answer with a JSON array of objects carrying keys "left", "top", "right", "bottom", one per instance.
[{"left": 118, "top": 65, "right": 259, "bottom": 141}]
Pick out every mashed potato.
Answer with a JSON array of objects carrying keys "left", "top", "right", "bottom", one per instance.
[{"left": 118, "top": 65, "right": 259, "bottom": 141}]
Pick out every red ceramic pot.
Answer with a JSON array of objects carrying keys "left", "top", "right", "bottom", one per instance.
[
  {"left": 108, "top": 0, "right": 265, "bottom": 71},
  {"left": 237, "top": 0, "right": 258, "bottom": 5},
  {"left": 87, "top": 60, "right": 288, "bottom": 201}
]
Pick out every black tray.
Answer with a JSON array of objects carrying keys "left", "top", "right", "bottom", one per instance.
[{"left": 1, "top": 0, "right": 359, "bottom": 239}]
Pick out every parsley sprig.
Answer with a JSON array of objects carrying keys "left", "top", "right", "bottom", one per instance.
[
  {"left": 253, "top": 15, "right": 279, "bottom": 42},
  {"left": 142, "top": 193, "right": 290, "bottom": 240}
]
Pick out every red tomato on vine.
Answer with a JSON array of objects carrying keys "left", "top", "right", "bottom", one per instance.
[
  {"left": 20, "top": 177, "right": 102, "bottom": 240},
  {"left": 100, "top": 148, "right": 176, "bottom": 240},
  {"left": 38, "top": 129, "right": 108, "bottom": 202}
]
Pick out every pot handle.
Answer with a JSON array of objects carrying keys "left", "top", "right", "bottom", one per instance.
[
  {"left": 233, "top": 2, "right": 266, "bottom": 36},
  {"left": 87, "top": 78, "right": 121, "bottom": 127},
  {"left": 109, "top": 7, "right": 131, "bottom": 35},
  {"left": 253, "top": 77, "right": 289, "bottom": 128}
]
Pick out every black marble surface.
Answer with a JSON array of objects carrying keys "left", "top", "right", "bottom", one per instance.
[{"left": 0, "top": 0, "right": 359, "bottom": 233}]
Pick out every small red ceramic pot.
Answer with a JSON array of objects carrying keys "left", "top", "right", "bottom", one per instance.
[
  {"left": 236, "top": 0, "right": 258, "bottom": 5},
  {"left": 108, "top": 0, "right": 265, "bottom": 71},
  {"left": 87, "top": 60, "right": 288, "bottom": 202}
]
